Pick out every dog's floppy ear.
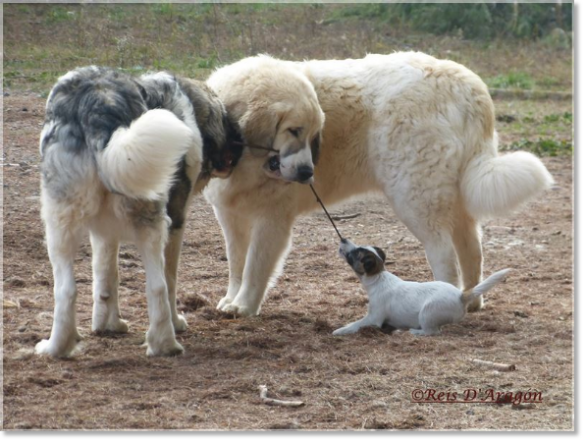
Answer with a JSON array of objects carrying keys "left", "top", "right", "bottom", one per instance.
[
  {"left": 362, "top": 254, "right": 377, "bottom": 274},
  {"left": 311, "top": 132, "right": 321, "bottom": 166},
  {"left": 373, "top": 247, "right": 386, "bottom": 263},
  {"left": 238, "top": 101, "right": 289, "bottom": 150},
  {"left": 238, "top": 103, "right": 277, "bottom": 148}
]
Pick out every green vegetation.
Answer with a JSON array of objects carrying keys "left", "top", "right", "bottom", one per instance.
[
  {"left": 488, "top": 72, "right": 535, "bottom": 90},
  {"left": 3, "top": 3, "right": 572, "bottom": 95},
  {"left": 3, "top": 3, "right": 573, "bottom": 159},
  {"left": 503, "top": 138, "right": 573, "bottom": 157},
  {"left": 329, "top": 2, "right": 572, "bottom": 41},
  {"left": 544, "top": 112, "right": 573, "bottom": 124}
]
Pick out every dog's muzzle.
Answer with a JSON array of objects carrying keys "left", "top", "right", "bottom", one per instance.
[
  {"left": 296, "top": 165, "right": 314, "bottom": 183},
  {"left": 339, "top": 238, "right": 355, "bottom": 258}
]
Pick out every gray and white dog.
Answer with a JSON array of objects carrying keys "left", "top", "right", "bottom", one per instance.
[
  {"left": 334, "top": 239, "right": 510, "bottom": 336},
  {"left": 37, "top": 66, "right": 242, "bottom": 358}
]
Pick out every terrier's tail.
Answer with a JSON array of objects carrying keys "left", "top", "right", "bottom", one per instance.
[{"left": 461, "top": 269, "right": 512, "bottom": 305}]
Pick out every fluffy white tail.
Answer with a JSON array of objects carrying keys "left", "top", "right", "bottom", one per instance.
[
  {"left": 97, "top": 109, "right": 198, "bottom": 200},
  {"left": 462, "top": 268, "right": 511, "bottom": 305},
  {"left": 461, "top": 148, "right": 554, "bottom": 220}
]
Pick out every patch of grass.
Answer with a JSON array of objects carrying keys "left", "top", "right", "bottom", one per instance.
[
  {"left": 503, "top": 138, "right": 573, "bottom": 157},
  {"left": 329, "top": 3, "right": 391, "bottom": 21},
  {"left": 488, "top": 72, "right": 535, "bottom": 90},
  {"left": 45, "top": 6, "right": 75, "bottom": 24},
  {"left": 2, "top": 3, "right": 573, "bottom": 93},
  {"left": 543, "top": 112, "right": 572, "bottom": 124},
  {"left": 538, "top": 76, "right": 564, "bottom": 89}
]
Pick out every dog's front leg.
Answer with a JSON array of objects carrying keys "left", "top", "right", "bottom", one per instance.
[
  {"left": 333, "top": 315, "right": 382, "bottom": 335},
  {"left": 219, "top": 214, "right": 294, "bottom": 317},
  {"left": 136, "top": 223, "right": 183, "bottom": 357},
  {"left": 214, "top": 207, "right": 252, "bottom": 310}
]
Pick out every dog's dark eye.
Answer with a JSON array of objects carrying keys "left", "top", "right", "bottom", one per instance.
[
  {"left": 288, "top": 127, "right": 301, "bottom": 138},
  {"left": 269, "top": 156, "right": 280, "bottom": 171}
]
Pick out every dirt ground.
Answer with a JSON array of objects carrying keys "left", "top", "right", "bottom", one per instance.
[{"left": 2, "top": 93, "right": 573, "bottom": 430}]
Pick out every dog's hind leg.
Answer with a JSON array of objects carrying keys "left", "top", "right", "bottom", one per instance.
[
  {"left": 219, "top": 214, "right": 294, "bottom": 317},
  {"left": 136, "top": 221, "right": 183, "bottom": 357},
  {"left": 452, "top": 212, "right": 484, "bottom": 311},
  {"left": 214, "top": 208, "right": 252, "bottom": 311},
  {"left": 393, "top": 207, "right": 461, "bottom": 288},
  {"left": 36, "top": 200, "right": 84, "bottom": 358},
  {"left": 165, "top": 225, "right": 189, "bottom": 332},
  {"left": 90, "top": 231, "right": 128, "bottom": 333}
]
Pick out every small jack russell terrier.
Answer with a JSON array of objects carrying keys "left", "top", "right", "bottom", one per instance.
[{"left": 334, "top": 239, "right": 511, "bottom": 336}]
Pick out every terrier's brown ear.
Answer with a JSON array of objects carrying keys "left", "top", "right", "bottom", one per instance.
[
  {"left": 362, "top": 254, "right": 379, "bottom": 274},
  {"left": 373, "top": 247, "right": 386, "bottom": 263}
]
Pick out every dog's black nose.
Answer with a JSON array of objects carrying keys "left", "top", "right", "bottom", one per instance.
[
  {"left": 341, "top": 238, "right": 348, "bottom": 244},
  {"left": 296, "top": 166, "right": 314, "bottom": 182}
]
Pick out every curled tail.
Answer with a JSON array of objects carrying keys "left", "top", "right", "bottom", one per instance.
[
  {"left": 461, "top": 139, "right": 554, "bottom": 220},
  {"left": 461, "top": 268, "right": 511, "bottom": 305},
  {"left": 97, "top": 109, "right": 198, "bottom": 200}
]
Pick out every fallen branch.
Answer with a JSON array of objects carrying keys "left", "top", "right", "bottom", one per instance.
[
  {"left": 3, "top": 299, "right": 19, "bottom": 309},
  {"left": 259, "top": 385, "right": 304, "bottom": 407},
  {"left": 472, "top": 359, "right": 516, "bottom": 372},
  {"left": 331, "top": 213, "right": 361, "bottom": 221}
]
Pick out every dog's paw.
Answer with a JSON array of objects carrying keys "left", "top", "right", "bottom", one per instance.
[
  {"left": 409, "top": 328, "right": 440, "bottom": 336},
  {"left": 106, "top": 318, "right": 129, "bottom": 333},
  {"left": 34, "top": 339, "right": 54, "bottom": 356},
  {"left": 34, "top": 338, "right": 77, "bottom": 359},
  {"left": 333, "top": 327, "right": 355, "bottom": 336},
  {"left": 92, "top": 317, "right": 129, "bottom": 334},
  {"left": 466, "top": 296, "right": 484, "bottom": 312},
  {"left": 74, "top": 329, "right": 84, "bottom": 341},
  {"left": 173, "top": 314, "right": 188, "bottom": 333},
  {"left": 216, "top": 295, "right": 234, "bottom": 310},
  {"left": 219, "top": 301, "right": 259, "bottom": 317},
  {"left": 146, "top": 338, "right": 184, "bottom": 357}
]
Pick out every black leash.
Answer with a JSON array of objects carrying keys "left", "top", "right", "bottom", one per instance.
[
  {"left": 245, "top": 142, "right": 343, "bottom": 241},
  {"left": 310, "top": 184, "right": 344, "bottom": 241},
  {"left": 235, "top": 141, "right": 278, "bottom": 153}
]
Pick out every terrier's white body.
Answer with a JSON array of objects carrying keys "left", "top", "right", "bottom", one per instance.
[{"left": 334, "top": 239, "right": 511, "bottom": 336}]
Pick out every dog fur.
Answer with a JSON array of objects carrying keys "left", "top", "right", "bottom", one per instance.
[
  {"left": 204, "top": 53, "right": 553, "bottom": 317},
  {"left": 37, "top": 66, "right": 242, "bottom": 358},
  {"left": 334, "top": 239, "right": 511, "bottom": 336}
]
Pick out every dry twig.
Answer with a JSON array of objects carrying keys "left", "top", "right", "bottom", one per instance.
[
  {"left": 331, "top": 213, "right": 361, "bottom": 221},
  {"left": 4, "top": 299, "right": 19, "bottom": 309},
  {"left": 471, "top": 359, "right": 516, "bottom": 372},
  {"left": 259, "top": 385, "right": 304, "bottom": 407}
]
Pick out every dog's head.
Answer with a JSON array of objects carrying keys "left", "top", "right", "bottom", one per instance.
[
  {"left": 209, "top": 56, "right": 325, "bottom": 184},
  {"left": 177, "top": 78, "right": 244, "bottom": 178},
  {"left": 339, "top": 238, "right": 386, "bottom": 277}
]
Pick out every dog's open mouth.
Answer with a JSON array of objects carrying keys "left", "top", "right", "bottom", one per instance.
[{"left": 264, "top": 155, "right": 284, "bottom": 180}]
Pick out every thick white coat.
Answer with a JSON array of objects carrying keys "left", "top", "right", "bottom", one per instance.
[{"left": 205, "top": 53, "right": 553, "bottom": 317}]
